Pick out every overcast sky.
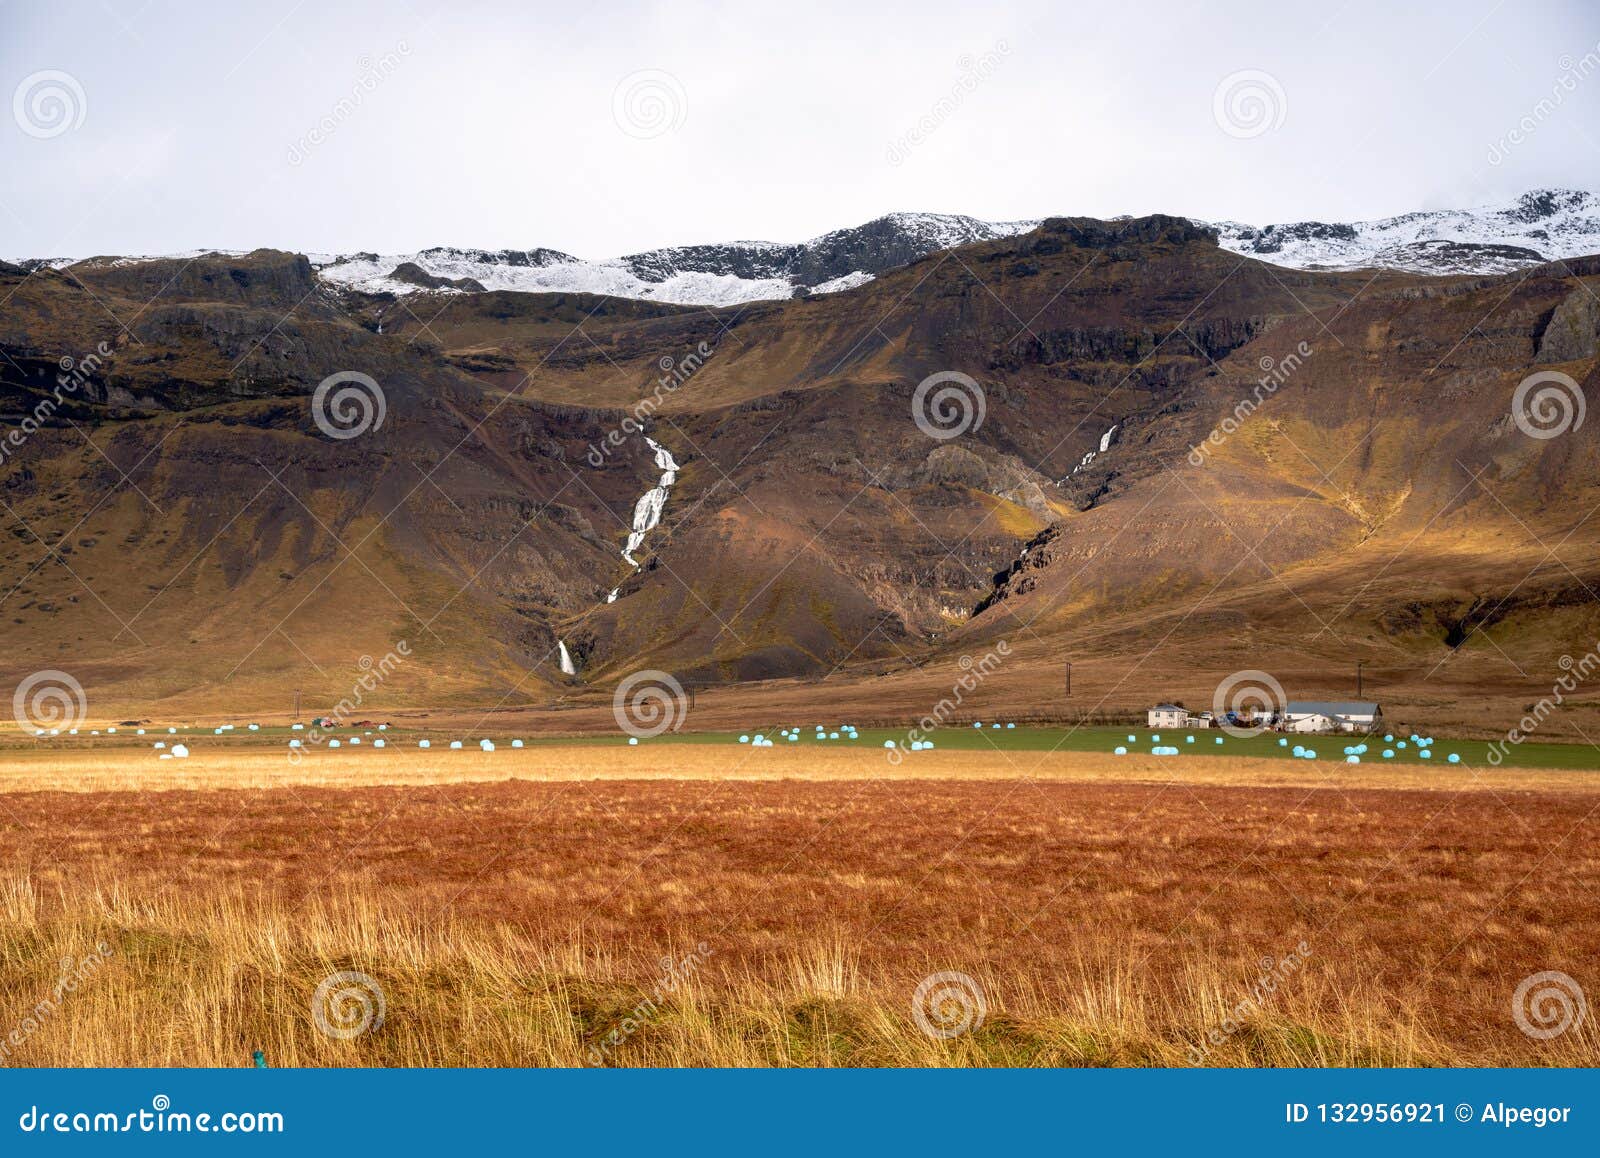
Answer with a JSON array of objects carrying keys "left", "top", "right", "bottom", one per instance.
[{"left": 2, "top": 0, "right": 1599, "bottom": 259}]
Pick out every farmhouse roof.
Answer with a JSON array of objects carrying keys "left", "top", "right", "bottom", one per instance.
[{"left": 1283, "top": 701, "right": 1381, "bottom": 717}]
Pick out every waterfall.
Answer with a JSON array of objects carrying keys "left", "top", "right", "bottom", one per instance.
[
  {"left": 1062, "top": 423, "right": 1121, "bottom": 483},
  {"left": 558, "top": 436, "right": 674, "bottom": 669},
  {"left": 621, "top": 437, "right": 680, "bottom": 566}
]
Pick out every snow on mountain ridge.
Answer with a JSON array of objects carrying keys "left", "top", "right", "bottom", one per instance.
[
  {"left": 312, "top": 212, "right": 1042, "bottom": 306},
  {"left": 23, "top": 192, "right": 1600, "bottom": 307},
  {"left": 1203, "top": 188, "right": 1600, "bottom": 275}
]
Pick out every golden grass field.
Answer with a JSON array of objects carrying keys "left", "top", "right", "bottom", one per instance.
[{"left": 2, "top": 743, "right": 1598, "bottom": 1067}]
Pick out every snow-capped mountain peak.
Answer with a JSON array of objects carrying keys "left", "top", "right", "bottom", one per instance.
[
  {"left": 21, "top": 191, "right": 1600, "bottom": 308},
  {"left": 311, "top": 211, "right": 1042, "bottom": 307},
  {"left": 1204, "top": 188, "right": 1600, "bottom": 275}
]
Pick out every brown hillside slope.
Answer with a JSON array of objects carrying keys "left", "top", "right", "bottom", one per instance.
[{"left": 0, "top": 224, "right": 1596, "bottom": 731}]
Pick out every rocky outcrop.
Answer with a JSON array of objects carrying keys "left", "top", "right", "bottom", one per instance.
[
  {"left": 388, "top": 262, "right": 486, "bottom": 293},
  {"left": 896, "top": 444, "right": 1056, "bottom": 520},
  {"left": 1536, "top": 286, "right": 1599, "bottom": 363},
  {"left": 68, "top": 249, "right": 326, "bottom": 310}
]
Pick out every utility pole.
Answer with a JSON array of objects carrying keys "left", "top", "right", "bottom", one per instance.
[
  {"left": 1064, "top": 662, "right": 1071, "bottom": 697},
  {"left": 294, "top": 688, "right": 301, "bottom": 722},
  {"left": 1356, "top": 661, "right": 1364, "bottom": 699}
]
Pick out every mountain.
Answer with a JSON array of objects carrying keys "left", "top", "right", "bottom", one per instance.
[
  {"left": 311, "top": 212, "right": 1043, "bottom": 306},
  {"left": 22, "top": 191, "right": 1600, "bottom": 312},
  {"left": 2, "top": 212, "right": 1598, "bottom": 732},
  {"left": 1207, "top": 189, "right": 1600, "bottom": 275}
]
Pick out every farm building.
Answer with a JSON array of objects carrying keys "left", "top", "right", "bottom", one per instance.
[
  {"left": 1286, "top": 712, "right": 1337, "bottom": 734},
  {"left": 1280, "top": 701, "right": 1383, "bottom": 733},
  {"left": 1147, "top": 704, "right": 1188, "bottom": 729}
]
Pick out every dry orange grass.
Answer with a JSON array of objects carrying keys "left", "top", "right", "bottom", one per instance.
[
  {"left": 2, "top": 762, "right": 1598, "bottom": 1067},
  {"left": 0, "top": 742, "right": 1595, "bottom": 794}
]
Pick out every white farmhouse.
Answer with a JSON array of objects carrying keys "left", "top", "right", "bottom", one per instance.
[
  {"left": 1280, "top": 701, "right": 1383, "bottom": 734},
  {"left": 1147, "top": 704, "right": 1188, "bottom": 729}
]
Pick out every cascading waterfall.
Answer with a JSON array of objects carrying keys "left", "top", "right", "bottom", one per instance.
[
  {"left": 1063, "top": 422, "right": 1119, "bottom": 481},
  {"left": 555, "top": 435, "right": 679, "bottom": 677},
  {"left": 621, "top": 437, "right": 680, "bottom": 566}
]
